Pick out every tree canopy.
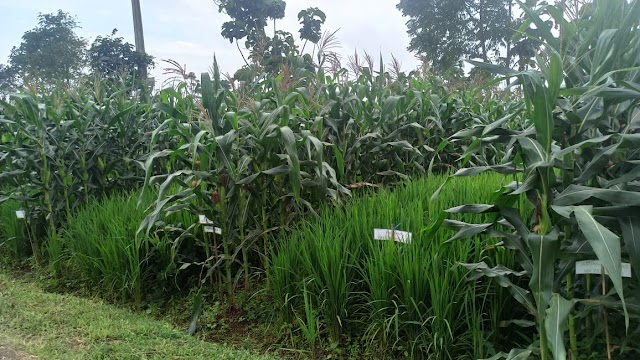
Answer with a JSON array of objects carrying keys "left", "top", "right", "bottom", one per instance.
[
  {"left": 214, "top": 0, "right": 326, "bottom": 78},
  {"left": 0, "top": 10, "right": 155, "bottom": 92},
  {"left": 0, "top": 64, "right": 16, "bottom": 94},
  {"left": 7, "top": 10, "right": 86, "bottom": 86},
  {"left": 216, "top": 0, "right": 287, "bottom": 48},
  {"left": 397, "top": 0, "right": 540, "bottom": 73},
  {"left": 88, "top": 29, "right": 154, "bottom": 79}
]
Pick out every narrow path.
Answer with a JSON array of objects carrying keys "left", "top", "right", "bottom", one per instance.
[{"left": 0, "top": 273, "right": 275, "bottom": 360}]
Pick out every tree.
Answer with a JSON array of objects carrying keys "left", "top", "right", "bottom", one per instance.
[
  {"left": 215, "top": 0, "right": 286, "bottom": 53},
  {"left": 7, "top": 10, "right": 86, "bottom": 86},
  {"left": 214, "top": 0, "right": 325, "bottom": 78},
  {"left": 298, "top": 7, "right": 326, "bottom": 46},
  {"left": 88, "top": 29, "right": 154, "bottom": 79},
  {"left": 397, "top": 0, "right": 532, "bottom": 73},
  {"left": 0, "top": 64, "right": 16, "bottom": 95}
]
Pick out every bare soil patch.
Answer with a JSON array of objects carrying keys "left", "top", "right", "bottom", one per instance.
[{"left": 0, "top": 346, "right": 34, "bottom": 360}]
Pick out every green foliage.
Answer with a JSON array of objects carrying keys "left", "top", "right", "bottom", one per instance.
[
  {"left": 6, "top": 10, "right": 86, "bottom": 87},
  {"left": 3, "top": 2, "right": 636, "bottom": 359},
  {"left": 0, "top": 197, "right": 28, "bottom": 260},
  {"left": 269, "top": 174, "right": 532, "bottom": 359},
  {"left": 215, "top": 0, "right": 327, "bottom": 78},
  {"left": 0, "top": 79, "right": 159, "bottom": 263},
  {"left": 216, "top": 0, "right": 286, "bottom": 45},
  {"left": 297, "top": 8, "right": 326, "bottom": 44},
  {"left": 396, "top": 0, "right": 538, "bottom": 73},
  {"left": 443, "top": 0, "right": 640, "bottom": 358},
  {"left": 0, "top": 64, "right": 17, "bottom": 95},
  {"left": 88, "top": 29, "right": 154, "bottom": 80},
  {"left": 139, "top": 60, "right": 512, "bottom": 305}
]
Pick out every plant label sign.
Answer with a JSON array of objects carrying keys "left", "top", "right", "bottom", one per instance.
[
  {"left": 374, "top": 229, "right": 412, "bottom": 244},
  {"left": 198, "top": 215, "right": 214, "bottom": 225},
  {"left": 15, "top": 210, "right": 26, "bottom": 219},
  {"left": 575, "top": 260, "right": 632, "bottom": 278},
  {"left": 204, "top": 226, "right": 223, "bottom": 235}
]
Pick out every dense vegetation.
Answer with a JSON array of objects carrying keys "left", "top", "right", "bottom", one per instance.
[
  {"left": 2, "top": 0, "right": 640, "bottom": 359},
  {"left": 270, "top": 174, "right": 531, "bottom": 359}
]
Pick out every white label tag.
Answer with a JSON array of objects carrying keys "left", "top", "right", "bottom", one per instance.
[
  {"left": 374, "top": 229, "right": 412, "bottom": 244},
  {"left": 15, "top": 210, "right": 25, "bottom": 219},
  {"left": 198, "top": 215, "right": 213, "bottom": 225},
  {"left": 204, "top": 226, "right": 222, "bottom": 235},
  {"left": 575, "top": 260, "right": 632, "bottom": 278}
]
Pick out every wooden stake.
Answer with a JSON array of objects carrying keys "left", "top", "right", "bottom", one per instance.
[{"left": 602, "top": 265, "right": 612, "bottom": 360}]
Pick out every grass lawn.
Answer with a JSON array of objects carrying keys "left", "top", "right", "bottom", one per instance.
[{"left": 0, "top": 273, "right": 277, "bottom": 360}]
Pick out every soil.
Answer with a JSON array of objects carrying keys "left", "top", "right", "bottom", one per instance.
[
  {"left": 204, "top": 306, "right": 274, "bottom": 351},
  {"left": 0, "top": 346, "right": 34, "bottom": 360}
]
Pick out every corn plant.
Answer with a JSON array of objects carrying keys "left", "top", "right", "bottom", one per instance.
[
  {"left": 139, "top": 54, "right": 518, "bottom": 303},
  {"left": 441, "top": 1, "right": 640, "bottom": 358},
  {"left": 0, "top": 78, "right": 159, "bottom": 263}
]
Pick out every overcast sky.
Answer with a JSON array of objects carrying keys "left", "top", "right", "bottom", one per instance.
[{"left": 0, "top": 0, "right": 420, "bottom": 83}]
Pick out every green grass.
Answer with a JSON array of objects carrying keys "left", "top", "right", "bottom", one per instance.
[{"left": 0, "top": 272, "right": 275, "bottom": 360}]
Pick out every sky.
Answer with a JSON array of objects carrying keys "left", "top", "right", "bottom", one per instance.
[{"left": 0, "top": 0, "right": 420, "bottom": 84}]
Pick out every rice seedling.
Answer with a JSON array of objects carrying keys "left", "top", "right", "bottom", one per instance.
[
  {"left": 296, "top": 278, "right": 320, "bottom": 352},
  {"left": 45, "top": 229, "right": 65, "bottom": 276}
]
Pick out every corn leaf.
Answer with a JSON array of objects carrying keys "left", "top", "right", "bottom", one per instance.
[
  {"left": 574, "top": 206, "right": 628, "bottom": 328},
  {"left": 544, "top": 294, "right": 574, "bottom": 360},
  {"left": 620, "top": 216, "right": 640, "bottom": 283}
]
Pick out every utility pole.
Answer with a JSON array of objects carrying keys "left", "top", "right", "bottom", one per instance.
[{"left": 131, "top": 0, "right": 148, "bottom": 79}]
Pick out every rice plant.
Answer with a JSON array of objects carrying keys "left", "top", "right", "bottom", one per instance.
[
  {"left": 57, "top": 190, "right": 155, "bottom": 303},
  {"left": 269, "top": 173, "right": 531, "bottom": 359},
  {"left": 0, "top": 196, "right": 28, "bottom": 260},
  {"left": 47, "top": 182, "right": 208, "bottom": 304}
]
